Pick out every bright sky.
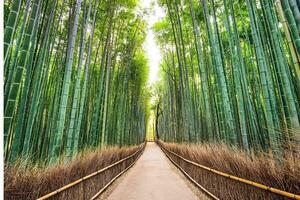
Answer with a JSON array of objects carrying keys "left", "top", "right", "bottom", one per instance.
[
  {"left": 139, "top": 0, "right": 165, "bottom": 86},
  {"left": 138, "top": 0, "right": 165, "bottom": 139}
]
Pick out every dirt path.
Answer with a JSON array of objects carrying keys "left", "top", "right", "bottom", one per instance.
[{"left": 102, "top": 142, "right": 207, "bottom": 200}]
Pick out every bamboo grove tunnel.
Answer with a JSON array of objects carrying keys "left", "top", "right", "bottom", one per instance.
[{"left": 3, "top": 0, "right": 300, "bottom": 199}]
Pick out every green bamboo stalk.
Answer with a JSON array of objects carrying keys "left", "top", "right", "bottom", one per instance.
[
  {"left": 51, "top": 0, "right": 82, "bottom": 162},
  {"left": 4, "top": 0, "right": 22, "bottom": 63},
  {"left": 4, "top": 0, "right": 40, "bottom": 149}
]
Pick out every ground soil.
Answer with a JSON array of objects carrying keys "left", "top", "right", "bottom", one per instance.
[{"left": 98, "top": 142, "right": 209, "bottom": 200}]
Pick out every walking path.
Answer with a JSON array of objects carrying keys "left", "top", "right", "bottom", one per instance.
[{"left": 105, "top": 142, "right": 204, "bottom": 200}]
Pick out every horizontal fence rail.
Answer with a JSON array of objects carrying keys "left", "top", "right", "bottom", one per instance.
[
  {"left": 158, "top": 143, "right": 300, "bottom": 200},
  {"left": 37, "top": 144, "right": 145, "bottom": 200},
  {"left": 160, "top": 145, "right": 219, "bottom": 200}
]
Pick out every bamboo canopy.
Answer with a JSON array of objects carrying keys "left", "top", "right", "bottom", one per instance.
[
  {"left": 4, "top": 0, "right": 300, "bottom": 164},
  {"left": 4, "top": 0, "right": 150, "bottom": 164},
  {"left": 154, "top": 0, "right": 300, "bottom": 156}
]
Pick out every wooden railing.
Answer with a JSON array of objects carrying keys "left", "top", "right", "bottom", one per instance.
[
  {"left": 37, "top": 144, "right": 145, "bottom": 200},
  {"left": 158, "top": 142, "right": 300, "bottom": 200}
]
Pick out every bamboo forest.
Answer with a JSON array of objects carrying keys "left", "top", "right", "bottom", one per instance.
[{"left": 3, "top": 0, "right": 300, "bottom": 199}]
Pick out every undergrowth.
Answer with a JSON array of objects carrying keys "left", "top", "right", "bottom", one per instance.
[
  {"left": 5, "top": 145, "right": 142, "bottom": 200},
  {"left": 159, "top": 140, "right": 300, "bottom": 200}
]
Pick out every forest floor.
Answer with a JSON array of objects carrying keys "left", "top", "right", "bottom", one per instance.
[{"left": 98, "top": 142, "right": 208, "bottom": 200}]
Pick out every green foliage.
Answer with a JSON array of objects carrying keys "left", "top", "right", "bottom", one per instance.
[
  {"left": 4, "top": 0, "right": 150, "bottom": 164},
  {"left": 154, "top": 0, "right": 300, "bottom": 157}
]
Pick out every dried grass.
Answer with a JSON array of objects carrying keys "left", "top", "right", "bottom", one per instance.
[
  {"left": 5, "top": 145, "right": 143, "bottom": 200},
  {"left": 158, "top": 141, "right": 300, "bottom": 200}
]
